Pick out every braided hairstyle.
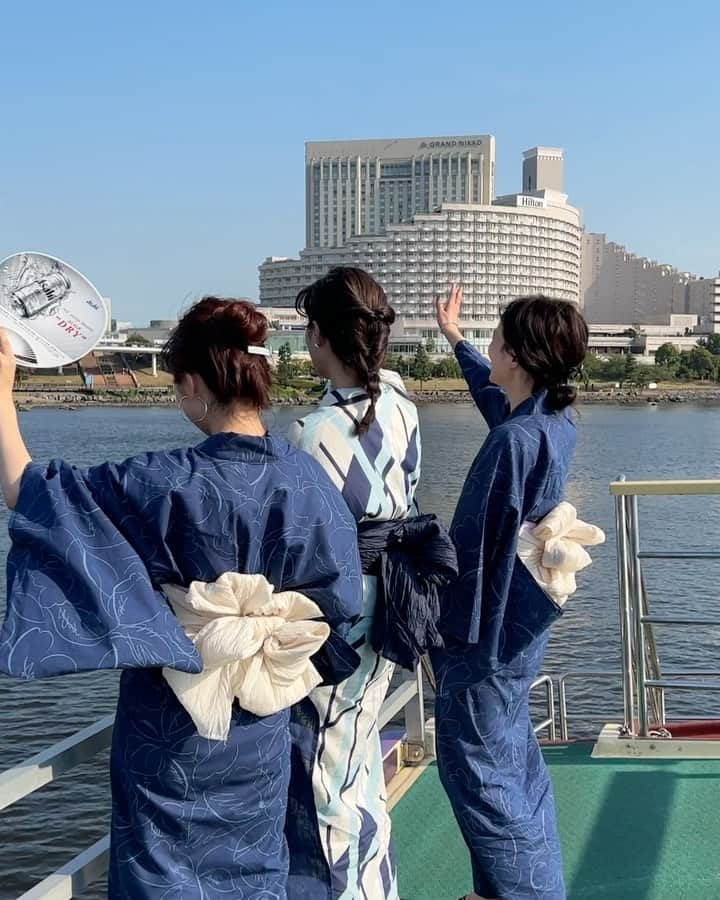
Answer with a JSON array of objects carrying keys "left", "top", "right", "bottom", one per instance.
[
  {"left": 500, "top": 296, "right": 589, "bottom": 411},
  {"left": 296, "top": 267, "right": 395, "bottom": 435}
]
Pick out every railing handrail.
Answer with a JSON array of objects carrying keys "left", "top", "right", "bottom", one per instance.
[
  {"left": 16, "top": 836, "right": 110, "bottom": 900},
  {"left": 613, "top": 473, "right": 720, "bottom": 737},
  {"left": 1, "top": 669, "right": 427, "bottom": 900},
  {"left": 0, "top": 714, "right": 114, "bottom": 812},
  {"left": 610, "top": 479, "right": 720, "bottom": 496}
]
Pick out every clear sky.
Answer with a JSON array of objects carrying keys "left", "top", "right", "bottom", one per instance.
[{"left": 1, "top": 0, "right": 718, "bottom": 323}]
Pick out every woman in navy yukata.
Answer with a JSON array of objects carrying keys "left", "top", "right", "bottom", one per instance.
[
  {"left": 0, "top": 298, "right": 363, "bottom": 899},
  {"left": 284, "top": 268, "right": 456, "bottom": 900},
  {"left": 431, "top": 284, "right": 589, "bottom": 900}
]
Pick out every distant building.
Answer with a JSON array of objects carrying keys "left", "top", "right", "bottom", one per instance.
[
  {"left": 305, "top": 135, "right": 495, "bottom": 248},
  {"left": 109, "top": 318, "right": 178, "bottom": 346},
  {"left": 588, "top": 314, "right": 705, "bottom": 363},
  {"left": 685, "top": 276, "right": 720, "bottom": 332},
  {"left": 580, "top": 234, "right": 706, "bottom": 326},
  {"left": 261, "top": 143, "right": 582, "bottom": 355}
]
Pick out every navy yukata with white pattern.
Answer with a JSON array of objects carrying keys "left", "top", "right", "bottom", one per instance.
[
  {"left": 431, "top": 341, "right": 577, "bottom": 900},
  {"left": 0, "top": 433, "right": 362, "bottom": 900}
]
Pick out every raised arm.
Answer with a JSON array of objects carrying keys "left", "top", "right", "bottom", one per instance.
[
  {"left": 0, "top": 329, "right": 32, "bottom": 509},
  {"left": 436, "top": 284, "right": 509, "bottom": 428}
]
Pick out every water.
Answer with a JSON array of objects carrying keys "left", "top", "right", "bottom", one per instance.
[{"left": 3, "top": 402, "right": 720, "bottom": 897}]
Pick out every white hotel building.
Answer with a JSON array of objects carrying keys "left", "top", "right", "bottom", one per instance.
[{"left": 260, "top": 141, "right": 582, "bottom": 354}]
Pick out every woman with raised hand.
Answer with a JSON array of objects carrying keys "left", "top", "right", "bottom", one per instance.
[
  {"left": 431, "top": 284, "right": 589, "bottom": 900},
  {"left": 285, "top": 267, "right": 456, "bottom": 900},
  {"left": 0, "top": 298, "right": 362, "bottom": 900}
]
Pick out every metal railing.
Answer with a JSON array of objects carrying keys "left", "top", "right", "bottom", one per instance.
[
  {"left": 18, "top": 472, "right": 720, "bottom": 896},
  {"left": 611, "top": 476, "right": 720, "bottom": 737},
  {"left": 2, "top": 655, "right": 561, "bottom": 899},
  {"left": 420, "top": 656, "right": 557, "bottom": 741},
  {"left": 0, "top": 668, "right": 427, "bottom": 900}
]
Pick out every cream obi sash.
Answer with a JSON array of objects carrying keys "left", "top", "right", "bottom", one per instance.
[
  {"left": 517, "top": 502, "right": 606, "bottom": 607},
  {"left": 161, "top": 573, "right": 329, "bottom": 740}
]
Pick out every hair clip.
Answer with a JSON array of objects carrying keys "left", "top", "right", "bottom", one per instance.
[{"left": 246, "top": 345, "right": 271, "bottom": 357}]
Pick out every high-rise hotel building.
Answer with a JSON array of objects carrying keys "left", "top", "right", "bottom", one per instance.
[
  {"left": 260, "top": 138, "right": 582, "bottom": 353},
  {"left": 305, "top": 135, "right": 496, "bottom": 248}
]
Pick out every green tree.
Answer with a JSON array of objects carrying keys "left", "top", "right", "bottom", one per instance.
[
  {"left": 383, "top": 352, "right": 403, "bottom": 373},
  {"left": 293, "top": 359, "right": 315, "bottom": 378},
  {"left": 580, "top": 353, "right": 604, "bottom": 388},
  {"left": 276, "top": 342, "right": 294, "bottom": 386},
  {"left": 125, "top": 333, "right": 152, "bottom": 347},
  {"left": 410, "top": 344, "right": 432, "bottom": 389},
  {"left": 634, "top": 367, "right": 651, "bottom": 388},
  {"left": 595, "top": 355, "right": 625, "bottom": 383},
  {"left": 622, "top": 353, "right": 637, "bottom": 386},
  {"left": 432, "top": 356, "right": 462, "bottom": 379},
  {"left": 699, "top": 334, "right": 720, "bottom": 356},
  {"left": 654, "top": 343, "right": 680, "bottom": 372},
  {"left": 684, "top": 346, "right": 717, "bottom": 380}
]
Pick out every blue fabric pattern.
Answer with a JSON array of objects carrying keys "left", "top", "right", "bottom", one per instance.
[
  {"left": 432, "top": 341, "right": 575, "bottom": 900},
  {"left": 0, "top": 432, "right": 363, "bottom": 900}
]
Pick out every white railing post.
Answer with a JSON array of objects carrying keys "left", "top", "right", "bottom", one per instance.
[
  {"left": 628, "top": 495, "right": 649, "bottom": 737},
  {"left": 615, "top": 486, "right": 636, "bottom": 735}
]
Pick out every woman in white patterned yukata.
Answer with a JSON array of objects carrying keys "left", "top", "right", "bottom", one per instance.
[{"left": 284, "top": 267, "right": 424, "bottom": 900}]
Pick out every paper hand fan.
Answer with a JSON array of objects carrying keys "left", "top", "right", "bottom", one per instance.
[{"left": 0, "top": 252, "right": 110, "bottom": 367}]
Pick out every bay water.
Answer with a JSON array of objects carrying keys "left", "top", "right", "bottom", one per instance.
[{"left": 2, "top": 403, "right": 719, "bottom": 897}]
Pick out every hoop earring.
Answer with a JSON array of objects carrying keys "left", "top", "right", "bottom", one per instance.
[
  {"left": 178, "top": 395, "right": 209, "bottom": 424},
  {"left": 313, "top": 342, "right": 321, "bottom": 348}
]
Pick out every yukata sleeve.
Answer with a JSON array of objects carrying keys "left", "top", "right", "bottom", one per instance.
[
  {"left": 282, "top": 457, "right": 363, "bottom": 683},
  {"left": 0, "top": 459, "right": 201, "bottom": 679},
  {"left": 443, "top": 427, "right": 561, "bottom": 655},
  {"left": 454, "top": 340, "right": 509, "bottom": 428}
]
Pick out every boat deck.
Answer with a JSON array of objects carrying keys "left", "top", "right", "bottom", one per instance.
[{"left": 390, "top": 742, "right": 720, "bottom": 899}]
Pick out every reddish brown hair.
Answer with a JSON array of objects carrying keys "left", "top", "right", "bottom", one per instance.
[{"left": 162, "top": 297, "right": 271, "bottom": 408}]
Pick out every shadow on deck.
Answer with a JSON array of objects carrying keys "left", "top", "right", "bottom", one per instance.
[{"left": 390, "top": 742, "right": 720, "bottom": 899}]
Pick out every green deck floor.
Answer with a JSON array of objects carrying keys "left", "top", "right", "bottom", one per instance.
[{"left": 390, "top": 743, "right": 720, "bottom": 899}]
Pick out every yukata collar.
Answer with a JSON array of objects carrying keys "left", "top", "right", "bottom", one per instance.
[
  {"left": 319, "top": 369, "right": 401, "bottom": 407},
  {"left": 319, "top": 384, "right": 369, "bottom": 407},
  {"left": 508, "top": 388, "right": 574, "bottom": 421},
  {"left": 508, "top": 388, "right": 550, "bottom": 419},
  {"left": 196, "top": 431, "right": 291, "bottom": 461}
]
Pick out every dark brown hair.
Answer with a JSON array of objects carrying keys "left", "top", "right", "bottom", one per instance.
[
  {"left": 295, "top": 267, "right": 395, "bottom": 434},
  {"left": 162, "top": 297, "right": 271, "bottom": 408},
  {"left": 500, "top": 296, "right": 589, "bottom": 411}
]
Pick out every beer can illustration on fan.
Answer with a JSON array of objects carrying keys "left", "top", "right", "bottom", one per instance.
[{"left": 0, "top": 252, "right": 109, "bottom": 367}]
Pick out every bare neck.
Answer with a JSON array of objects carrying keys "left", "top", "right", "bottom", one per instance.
[
  {"left": 203, "top": 404, "right": 266, "bottom": 437},
  {"left": 324, "top": 355, "right": 363, "bottom": 390},
  {"left": 505, "top": 371, "right": 536, "bottom": 412}
]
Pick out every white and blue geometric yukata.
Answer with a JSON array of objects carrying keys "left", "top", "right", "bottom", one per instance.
[
  {"left": 0, "top": 433, "right": 363, "bottom": 900},
  {"left": 430, "top": 342, "right": 576, "bottom": 900},
  {"left": 285, "top": 370, "right": 421, "bottom": 900}
]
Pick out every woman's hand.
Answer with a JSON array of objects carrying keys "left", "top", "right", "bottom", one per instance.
[
  {"left": 436, "top": 282, "right": 465, "bottom": 349},
  {"left": 0, "top": 328, "right": 31, "bottom": 509},
  {"left": 0, "top": 328, "right": 17, "bottom": 400}
]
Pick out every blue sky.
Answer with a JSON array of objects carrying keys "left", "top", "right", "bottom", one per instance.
[{"left": 1, "top": 0, "right": 718, "bottom": 323}]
